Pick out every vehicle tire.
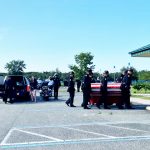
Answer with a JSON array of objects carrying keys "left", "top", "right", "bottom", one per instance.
[{"left": 25, "top": 94, "right": 32, "bottom": 101}]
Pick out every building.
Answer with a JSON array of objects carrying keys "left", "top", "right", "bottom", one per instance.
[{"left": 129, "top": 44, "right": 150, "bottom": 57}]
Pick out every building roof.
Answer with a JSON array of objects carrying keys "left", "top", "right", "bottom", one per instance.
[{"left": 129, "top": 44, "right": 150, "bottom": 57}]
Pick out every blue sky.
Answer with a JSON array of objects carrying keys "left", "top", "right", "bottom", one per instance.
[{"left": 0, "top": 0, "right": 150, "bottom": 73}]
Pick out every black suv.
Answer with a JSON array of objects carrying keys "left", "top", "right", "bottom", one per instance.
[{"left": 3, "top": 75, "right": 31, "bottom": 101}]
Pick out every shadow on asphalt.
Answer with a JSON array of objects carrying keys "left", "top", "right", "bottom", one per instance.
[{"left": 0, "top": 96, "right": 66, "bottom": 105}]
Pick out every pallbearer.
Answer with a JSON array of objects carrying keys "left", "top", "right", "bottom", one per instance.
[{"left": 97, "top": 70, "right": 110, "bottom": 109}]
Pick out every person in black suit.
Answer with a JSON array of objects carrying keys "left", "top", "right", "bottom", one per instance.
[
  {"left": 97, "top": 70, "right": 110, "bottom": 109},
  {"left": 53, "top": 73, "right": 61, "bottom": 99},
  {"left": 82, "top": 69, "right": 93, "bottom": 109},
  {"left": 66, "top": 71, "right": 76, "bottom": 107},
  {"left": 4, "top": 77, "right": 15, "bottom": 104},
  {"left": 121, "top": 69, "right": 133, "bottom": 109}
]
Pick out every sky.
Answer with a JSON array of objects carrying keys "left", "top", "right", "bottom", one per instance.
[{"left": 0, "top": 0, "right": 150, "bottom": 73}]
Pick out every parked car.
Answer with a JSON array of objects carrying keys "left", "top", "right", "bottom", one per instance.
[{"left": 2, "top": 75, "right": 31, "bottom": 102}]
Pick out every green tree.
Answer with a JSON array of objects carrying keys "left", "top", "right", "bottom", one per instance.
[
  {"left": 138, "top": 70, "right": 150, "bottom": 80},
  {"left": 5, "top": 60, "right": 26, "bottom": 75},
  {"left": 69, "top": 52, "right": 95, "bottom": 80}
]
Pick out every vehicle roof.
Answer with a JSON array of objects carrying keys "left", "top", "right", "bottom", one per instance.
[{"left": 6, "top": 75, "right": 24, "bottom": 76}]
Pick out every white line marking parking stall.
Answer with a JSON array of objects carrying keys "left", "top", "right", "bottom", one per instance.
[{"left": 1, "top": 122, "right": 150, "bottom": 149}]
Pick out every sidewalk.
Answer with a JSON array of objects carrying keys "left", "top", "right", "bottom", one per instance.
[
  {"left": 131, "top": 97, "right": 150, "bottom": 105},
  {"left": 131, "top": 97, "right": 150, "bottom": 111}
]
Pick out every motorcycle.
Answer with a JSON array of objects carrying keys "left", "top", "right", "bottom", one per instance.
[{"left": 40, "top": 81, "right": 52, "bottom": 101}]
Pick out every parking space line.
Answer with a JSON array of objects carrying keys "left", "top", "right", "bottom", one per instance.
[
  {"left": 102, "top": 124, "right": 150, "bottom": 133},
  {"left": 14, "top": 122, "right": 101, "bottom": 129},
  {"left": 14, "top": 128, "right": 63, "bottom": 142},
  {"left": 61, "top": 126, "right": 115, "bottom": 138},
  {"left": 14, "top": 121, "right": 150, "bottom": 130},
  {"left": 2, "top": 135, "right": 150, "bottom": 149},
  {"left": 0, "top": 128, "right": 14, "bottom": 145}
]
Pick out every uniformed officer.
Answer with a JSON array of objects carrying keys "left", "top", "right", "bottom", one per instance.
[
  {"left": 97, "top": 70, "right": 110, "bottom": 109},
  {"left": 116, "top": 70, "right": 128, "bottom": 109},
  {"left": 4, "top": 77, "right": 15, "bottom": 104},
  {"left": 82, "top": 69, "right": 93, "bottom": 109},
  {"left": 53, "top": 73, "right": 61, "bottom": 99},
  {"left": 117, "top": 70, "right": 128, "bottom": 83},
  {"left": 65, "top": 71, "right": 76, "bottom": 107},
  {"left": 121, "top": 69, "right": 133, "bottom": 109}
]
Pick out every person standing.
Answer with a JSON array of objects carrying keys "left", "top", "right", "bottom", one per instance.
[
  {"left": 48, "top": 76, "right": 54, "bottom": 90},
  {"left": 53, "top": 73, "right": 61, "bottom": 99},
  {"left": 82, "top": 69, "right": 93, "bottom": 109},
  {"left": 121, "top": 69, "right": 133, "bottom": 109},
  {"left": 117, "top": 70, "right": 127, "bottom": 83},
  {"left": 97, "top": 70, "right": 110, "bottom": 109},
  {"left": 30, "top": 76, "right": 38, "bottom": 102},
  {"left": 115, "top": 70, "right": 128, "bottom": 109},
  {"left": 66, "top": 71, "right": 76, "bottom": 107},
  {"left": 4, "top": 77, "right": 15, "bottom": 104}
]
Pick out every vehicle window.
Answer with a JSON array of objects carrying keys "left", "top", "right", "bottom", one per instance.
[{"left": 6, "top": 76, "right": 24, "bottom": 86}]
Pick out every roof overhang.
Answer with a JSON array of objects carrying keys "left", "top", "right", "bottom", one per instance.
[{"left": 129, "top": 44, "right": 150, "bottom": 57}]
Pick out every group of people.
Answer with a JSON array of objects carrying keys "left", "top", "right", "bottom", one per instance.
[
  {"left": 3, "top": 73, "right": 61, "bottom": 104},
  {"left": 30, "top": 73, "right": 61, "bottom": 102},
  {"left": 65, "top": 68, "right": 133, "bottom": 109},
  {"left": 3, "top": 69, "right": 133, "bottom": 109}
]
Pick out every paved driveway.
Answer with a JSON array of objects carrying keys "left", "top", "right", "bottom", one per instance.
[{"left": 0, "top": 88, "right": 150, "bottom": 150}]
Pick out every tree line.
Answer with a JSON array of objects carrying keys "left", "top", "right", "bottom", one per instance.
[{"left": 0, "top": 52, "right": 150, "bottom": 82}]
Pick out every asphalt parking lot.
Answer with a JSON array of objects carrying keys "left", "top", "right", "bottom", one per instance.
[{"left": 0, "top": 88, "right": 150, "bottom": 150}]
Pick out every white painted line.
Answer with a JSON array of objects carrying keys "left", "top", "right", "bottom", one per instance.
[
  {"left": 0, "top": 128, "right": 14, "bottom": 145},
  {"left": 1, "top": 140, "right": 58, "bottom": 146},
  {"left": 14, "top": 122, "right": 100, "bottom": 129},
  {"left": 2, "top": 135, "right": 150, "bottom": 148},
  {"left": 61, "top": 126, "right": 115, "bottom": 138},
  {"left": 14, "top": 128, "right": 63, "bottom": 142},
  {"left": 102, "top": 124, "right": 150, "bottom": 133},
  {"left": 14, "top": 120, "right": 150, "bottom": 130}
]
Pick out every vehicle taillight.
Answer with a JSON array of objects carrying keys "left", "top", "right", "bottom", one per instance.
[{"left": 27, "top": 85, "right": 31, "bottom": 92}]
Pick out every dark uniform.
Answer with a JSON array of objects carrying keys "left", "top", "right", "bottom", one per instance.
[
  {"left": 53, "top": 75, "right": 61, "bottom": 99},
  {"left": 101, "top": 75, "right": 110, "bottom": 109},
  {"left": 97, "top": 70, "right": 110, "bottom": 109},
  {"left": 121, "top": 72, "right": 132, "bottom": 109},
  {"left": 117, "top": 70, "right": 128, "bottom": 83},
  {"left": 66, "top": 76, "right": 76, "bottom": 107},
  {"left": 82, "top": 74, "right": 92, "bottom": 109},
  {"left": 116, "top": 71, "right": 127, "bottom": 109},
  {"left": 4, "top": 77, "right": 15, "bottom": 103}
]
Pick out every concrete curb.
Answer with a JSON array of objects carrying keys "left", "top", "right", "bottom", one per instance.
[
  {"left": 131, "top": 97, "right": 150, "bottom": 111},
  {"left": 146, "top": 106, "right": 150, "bottom": 111}
]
